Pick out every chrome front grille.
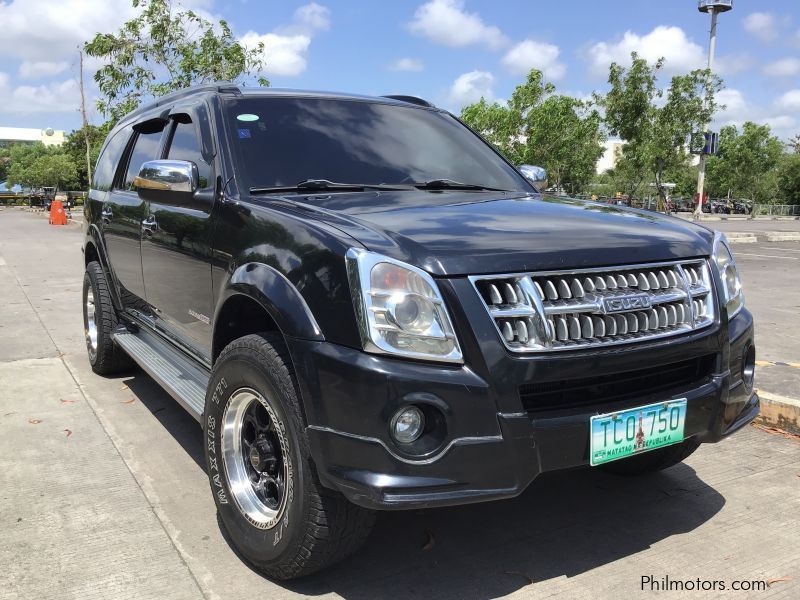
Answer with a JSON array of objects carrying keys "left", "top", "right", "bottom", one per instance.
[{"left": 471, "top": 260, "right": 715, "bottom": 352}]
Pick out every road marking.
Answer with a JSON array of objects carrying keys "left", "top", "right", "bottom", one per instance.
[
  {"left": 756, "top": 359, "right": 800, "bottom": 369},
  {"left": 735, "top": 252, "right": 798, "bottom": 260},
  {"left": 762, "top": 247, "right": 800, "bottom": 253}
]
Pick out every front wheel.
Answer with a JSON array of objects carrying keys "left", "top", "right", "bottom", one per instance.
[{"left": 204, "top": 333, "right": 375, "bottom": 580}]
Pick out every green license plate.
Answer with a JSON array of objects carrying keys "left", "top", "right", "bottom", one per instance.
[{"left": 590, "top": 399, "right": 687, "bottom": 466}]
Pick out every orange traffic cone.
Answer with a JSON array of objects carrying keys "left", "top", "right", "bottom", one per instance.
[{"left": 49, "top": 200, "right": 68, "bottom": 225}]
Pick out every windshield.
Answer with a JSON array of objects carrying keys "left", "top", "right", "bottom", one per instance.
[{"left": 223, "top": 96, "right": 531, "bottom": 193}]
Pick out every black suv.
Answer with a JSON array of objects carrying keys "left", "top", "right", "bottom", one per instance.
[{"left": 82, "top": 84, "right": 758, "bottom": 579}]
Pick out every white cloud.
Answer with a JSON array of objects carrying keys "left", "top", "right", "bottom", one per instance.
[
  {"left": 292, "top": 3, "right": 331, "bottom": 33},
  {"left": 408, "top": 0, "right": 507, "bottom": 49},
  {"left": 716, "top": 88, "right": 748, "bottom": 122},
  {"left": 763, "top": 58, "right": 800, "bottom": 78},
  {"left": 0, "top": 72, "right": 81, "bottom": 114},
  {"left": 18, "top": 61, "right": 70, "bottom": 79},
  {"left": 775, "top": 90, "right": 800, "bottom": 112},
  {"left": 0, "top": 0, "right": 136, "bottom": 62},
  {"left": 742, "top": 12, "right": 777, "bottom": 43},
  {"left": 588, "top": 26, "right": 705, "bottom": 75},
  {"left": 242, "top": 3, "right": 330, "bottom": 77},
  {"left": 388, "top": 58, "right": 424, "bottom": 72},
  {"left": 447, "top": 70, "right": 494, "bottom": 108},
  {"left": 502, "top": 39, "right": 566, "bottom": 80}
]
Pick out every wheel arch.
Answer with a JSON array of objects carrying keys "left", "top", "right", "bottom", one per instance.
[{"left": 212, "top": 262, "right": 324, "bottom": 363}]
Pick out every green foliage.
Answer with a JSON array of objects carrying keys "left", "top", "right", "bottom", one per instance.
[
  {"left": 85, "top": 0, "right": 269, "bottom": 123},
  {"left": 0, "top": 146, "right": 10, "bottom": 182},
  {"left": 599, "top": 53, "right": 722, "bottom": 205},
  {"left": 777, "top": 152, "right": 800, "bottom": 205},
  {"left": 704, "top": 122, "right": 784, "bottom": 203},
  {"left": 460, "top": 70, "right": 605, "bottom": 195},
  {"left": 6, "top": 144, "right": 79, "bottom": 191},
  {"left": 64, "top": 125, "right": 106, "bottom": 190}
]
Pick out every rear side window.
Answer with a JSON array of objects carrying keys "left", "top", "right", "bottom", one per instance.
[
  {"left": 166, "top": 116, "right": 213, "bottom": 188},
  {"left": 123, "top": 127, "right": 166, "bottom": 191},
  {"left": 92, "top": 128, "right": 129, "bottom": 192}
]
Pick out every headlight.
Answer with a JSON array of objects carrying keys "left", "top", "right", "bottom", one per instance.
[
  {"left": 712, "top": 232, "right": 744, "bottom": 318},
  {"left": 346, "top": 249, "right": 463, "bottom": 363}
]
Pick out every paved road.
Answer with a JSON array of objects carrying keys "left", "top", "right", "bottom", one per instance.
[{"left": 1, "top": 208, "right": 798, "bottom": 600}]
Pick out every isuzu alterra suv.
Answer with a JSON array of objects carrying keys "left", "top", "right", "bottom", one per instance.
[{"left": 81, "top": 84, "right": 758, "bottom": 579}]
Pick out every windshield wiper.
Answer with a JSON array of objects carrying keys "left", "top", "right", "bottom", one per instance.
[
  {"left": 250, "top": 179, "right": 411, "bottom": 194},
  {"left": 411, "top": 178, "right": 510, "bottom": 192}
]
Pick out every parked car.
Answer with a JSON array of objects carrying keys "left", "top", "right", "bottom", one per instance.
[{"left": 82, "top": 85, "right": 758, "bottom": 580}]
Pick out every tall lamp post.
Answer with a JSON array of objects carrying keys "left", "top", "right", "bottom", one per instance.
[{"left": 694, "top": 0, "right": 733, "bottom": 217}]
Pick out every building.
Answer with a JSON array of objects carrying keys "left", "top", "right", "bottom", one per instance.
[
  {"left": 596, "top": 139, "right": 624, "bottom": 174},
  {"left": 0, "top": 126, "right": 66, "bottom": 148}
]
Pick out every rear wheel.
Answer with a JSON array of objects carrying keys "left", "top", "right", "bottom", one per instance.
[
  {"left": 82, "top": 261, "right": 133, "bottom": 375},
  {"left": 204, "top": 333, "right": 375, "bottom": 580},
  {"left": 601, "top": 438, "right": 701, "bottom": 476}
]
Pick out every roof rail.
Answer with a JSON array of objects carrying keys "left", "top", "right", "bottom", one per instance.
[
  {"left": 382, "top": 95, "right": 435, "bottom": 108},
  {"left": 119, "top": 82, "right": 243, "bottom": 124}
]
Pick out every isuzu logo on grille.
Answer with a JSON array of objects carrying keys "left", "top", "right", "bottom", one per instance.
[{"left": 601, "top": 293, "right": 651, "bottom": 314}]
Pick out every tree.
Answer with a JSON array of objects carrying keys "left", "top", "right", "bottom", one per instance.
[
  {"left": 460, "top": 70, "right": 605, "bottom": 195},
  {"left": 6, "top": 144, "right": 79, "bottom": 191},
  {"left": 704, "top": 122, "right": 784, "bottom": 203},
  {"left": 777, "top": 152, "right": 800, "bottom": 204},
  {"left": 789, "top": 134, "right": 800, "bottom": 154},
  {"left": 85, "top": 0, "right": 269, "bottom": 124},
  {"left": 600, "top": 53, "right": 722, "bottom": 209},
  {"left": 0, "top": 146, "right": 10, "bottom": 183},
  {"left": 64, "top": 126, "right": 105, "bottom": 190}
]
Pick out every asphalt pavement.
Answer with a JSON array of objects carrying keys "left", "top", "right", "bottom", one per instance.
[{"left": 1, "top": 208, "right": 798, "bottom": 600}]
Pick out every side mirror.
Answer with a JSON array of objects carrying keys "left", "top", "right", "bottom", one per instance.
[
  {"left": 518, "top": 165, "right": 547, "bottom": 192},
  {"left": 134, "top": 159, "right": 199, "bottom": 206}
]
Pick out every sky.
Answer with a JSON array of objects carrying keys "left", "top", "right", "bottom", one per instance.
[{"left": 1, "top": 0, "right": 799, "bottom": 141}]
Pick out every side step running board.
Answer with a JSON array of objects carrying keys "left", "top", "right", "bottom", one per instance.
[{"left": 112, "top": 326, "right": 209, "bottom": 423}]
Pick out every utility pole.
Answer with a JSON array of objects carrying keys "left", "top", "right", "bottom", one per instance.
[
  {"left": 694, "top": 0, "right": 733, "bottom": 217},
  {"left": 78, "top": 49, "right": 92, "bottom": 186}
]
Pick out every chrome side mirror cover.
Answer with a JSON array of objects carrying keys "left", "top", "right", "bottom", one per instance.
[
  {"left": 518, "top": 165, "right": 547, "bottom": 192},
  {"left": 134, "top": 159, "right": 199, "bottom": 203}
]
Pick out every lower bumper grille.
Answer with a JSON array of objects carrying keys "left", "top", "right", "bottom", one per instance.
[{"left": 520, "top": 354, "right": 716, "bottom": 414}]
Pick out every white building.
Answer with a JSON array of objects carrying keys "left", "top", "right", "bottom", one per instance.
[
  {"left": 0, "top": 126, "right": 66, "bottom": 147},
  {"left": 596, "top": 139, "right": 624, "bottom": 174}
]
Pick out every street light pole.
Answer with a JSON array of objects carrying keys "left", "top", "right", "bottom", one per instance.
[{"left": 694, "top": 0, "right": 732, "bottom": 217}]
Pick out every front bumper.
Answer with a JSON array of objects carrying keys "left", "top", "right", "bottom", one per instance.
[{"left": 288, "top": 309, "right": 758, "bottom": 511}]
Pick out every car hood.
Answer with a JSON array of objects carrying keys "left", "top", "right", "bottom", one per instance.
[{"left": 272, "top": 191, "right": 714, "bottom": 276}]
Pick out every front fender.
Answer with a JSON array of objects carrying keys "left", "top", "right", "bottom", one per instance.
[{"left": 218, "top": 262, "right": 324, "bottom": 341}]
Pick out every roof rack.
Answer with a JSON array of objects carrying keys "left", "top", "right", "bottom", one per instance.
[{"left": 382, "top": 95, "right": 435, "bottom": 108}]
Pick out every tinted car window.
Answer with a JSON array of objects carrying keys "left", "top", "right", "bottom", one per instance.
[
  {"left": 93, "top": 128, "right": 130, "bottom": 191},
  {"left": 223, "top": 97, "right": 529, "bottom": 193},
  {"left": 167, "top": 117, "right": 212, "bottom": 188},
  {"left": 123, "top": 128, "right": 165, "bottom": 191}
]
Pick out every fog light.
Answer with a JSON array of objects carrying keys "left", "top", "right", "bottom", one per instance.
[{"left": 391, "top": 406, "right": 425, "bottom": 444}]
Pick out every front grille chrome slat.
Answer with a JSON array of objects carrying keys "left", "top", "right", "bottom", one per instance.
[{"left": 471, "top": 259, "right": 715, "bottom": 352}]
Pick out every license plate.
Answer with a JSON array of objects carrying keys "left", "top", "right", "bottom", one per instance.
[{"left": 590, "top": 399, "right": 687, "bottom": 466}]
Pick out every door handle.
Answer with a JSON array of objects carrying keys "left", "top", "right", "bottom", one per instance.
[{"left": 101, "top": 206, "right": 113, "bottom": 222}]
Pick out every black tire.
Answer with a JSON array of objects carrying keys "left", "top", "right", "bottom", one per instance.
[
  {"left": 82, "top": 261, "right": 133, "bottom": 375},
  {"left": 204, "top": 333, "right": 375, "bottom": 580},
  {"left": 601, "top": 438, "right": 701, "bottom": 476}
]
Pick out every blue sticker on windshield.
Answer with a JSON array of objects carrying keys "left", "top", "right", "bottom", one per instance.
[{"left": 237, "top": 128, "right": 251, "bottom": 139}]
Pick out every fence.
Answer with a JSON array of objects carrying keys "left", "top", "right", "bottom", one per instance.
[{"left": 752, "top": 204, "right": 800, "bottom": 217}]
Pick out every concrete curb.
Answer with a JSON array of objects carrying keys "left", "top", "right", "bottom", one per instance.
[
  {"left": 755, "top": 390, "right": 800, "bottom": 436},
  {"left": 725, "top": 232, "right": 757, "bottom": 243},
  {"left": 765, "top": 232, "right": 800, "bottom": 242}
]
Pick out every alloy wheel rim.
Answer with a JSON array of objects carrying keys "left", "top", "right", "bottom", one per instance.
[
  {"left": 84, "top": 287, "right": 98, "bottom": 360},
  {"left": 221, "top": 388, "right": 291, "bottom": 529}
]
